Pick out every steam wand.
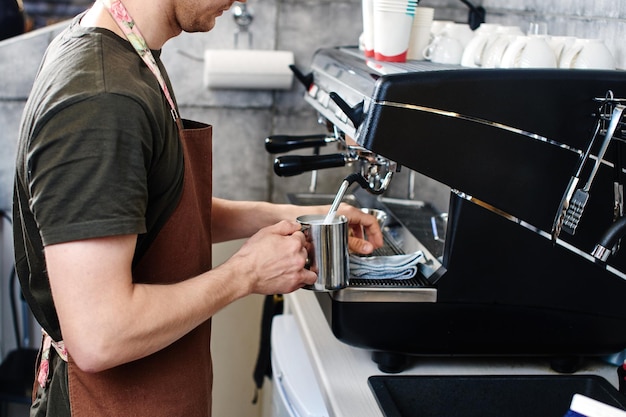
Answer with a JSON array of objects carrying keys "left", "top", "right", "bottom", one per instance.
[{"left": 325, "top": 173, "right": 385, "bottom": 224}]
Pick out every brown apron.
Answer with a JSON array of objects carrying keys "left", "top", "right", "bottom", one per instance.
[{"left": 66, "top": 120, "right": 214, "bottom": 416}]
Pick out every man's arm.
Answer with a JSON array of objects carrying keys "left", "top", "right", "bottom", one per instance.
[{"left": 45, "top": 220, "right": 314, "bottom": 373}]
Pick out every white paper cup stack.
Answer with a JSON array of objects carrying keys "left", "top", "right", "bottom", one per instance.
[
  {"left": 407, "top": 7, "right": 434, "bottom": 60},
  {"left": 372, "top": 0, "right": 417, "bottom": 62},
  {"left": 361, "top": 0, "right": 375, "bottom": 57}
]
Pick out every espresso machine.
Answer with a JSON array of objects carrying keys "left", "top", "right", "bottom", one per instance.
[{"left": 267, "top": 46, "right": 626, "bottom": 373}]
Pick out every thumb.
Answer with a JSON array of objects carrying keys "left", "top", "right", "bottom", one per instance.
[
  {"left": 270, "top": 220, "right": 302, "bottom": 236},
  {"left": 348, "top": 236, "right": 374, "bottom": 255}
]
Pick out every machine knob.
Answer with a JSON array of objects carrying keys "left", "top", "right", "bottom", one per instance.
[
  {"left": 329, "top": 92, "right": 364, "bottom": 128},
  {"left": 289, "top": 64, "right": 314, "bottom": 90}
]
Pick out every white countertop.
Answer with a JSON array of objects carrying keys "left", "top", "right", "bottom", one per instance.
[{"left": 285, "top": 289, "right": 621, "bottom": 417}]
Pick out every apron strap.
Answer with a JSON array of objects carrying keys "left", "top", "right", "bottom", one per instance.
[
  {"left": 99, "top": 0, "right": 184, "bottom": 131},
  {"left": 37, "top": 329, "right": 68, "bottom": 389}
]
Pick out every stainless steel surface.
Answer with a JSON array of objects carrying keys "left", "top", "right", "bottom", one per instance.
[
  {"left": 303, "top": 47, "right": 460, "bottom": 139},
  {"left": 331, "top": 286, "right": 437, "bottom": 303},
  {"left": 355, "top": 154, "right": 396, "bottom": 194},
  {"left": 298, "top": 214, "right": 350, "bottom": 292},
  {"left": 360, "top": 208, "right": 387, "bottom": 229}
]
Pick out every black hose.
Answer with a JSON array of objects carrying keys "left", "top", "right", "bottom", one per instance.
[
  {"left": 597, "top": 216, "right": 626, "bottom": 250},
  {"left": 344, "top": 173, "right": 385, "bottom": 195}
]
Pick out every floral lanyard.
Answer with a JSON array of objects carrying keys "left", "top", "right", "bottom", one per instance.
[{"left": 100, "top": 0, "right": 183, "bottom": 130}]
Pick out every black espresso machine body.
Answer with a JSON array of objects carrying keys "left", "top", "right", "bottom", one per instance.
[{"left": 292, "top": 47, "right": 626, "bottom": 372}]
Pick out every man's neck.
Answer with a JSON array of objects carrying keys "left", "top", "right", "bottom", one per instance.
[{"left": 81, "top": 0, "right": 176, "bottom": 50}]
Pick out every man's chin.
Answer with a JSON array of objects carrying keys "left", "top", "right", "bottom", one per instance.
[{"left": 186, "top": 18, "right": 217, "bottom": 34}]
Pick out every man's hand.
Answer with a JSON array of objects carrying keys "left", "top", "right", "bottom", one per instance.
[{"left": 223, "top": 220, "right": 318, "bottom": 295}]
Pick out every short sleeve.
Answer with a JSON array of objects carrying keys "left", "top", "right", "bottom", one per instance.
[{"left": 27, "top": 94, "right": 154, "bottom": 245}]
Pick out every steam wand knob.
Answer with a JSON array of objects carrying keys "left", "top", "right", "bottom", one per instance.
[
  {"left": 329, "top": 92, "right": 365, "bottom": 129},
  {"left": 289, "top": 65, "right": 314, "bottom": 90}
]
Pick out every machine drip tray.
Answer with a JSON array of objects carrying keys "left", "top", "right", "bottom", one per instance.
[{"left": 368, "top": 375, "right": 626, "bottom": 417}]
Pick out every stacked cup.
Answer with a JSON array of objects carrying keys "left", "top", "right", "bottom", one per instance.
[
  {"left": 361, "top": 0, "right": 375, "bottom": 57},
  {"left": 406, "top": 7, "right": 434, "bottom": 60},
  {"left": 372, "top": 0, "right": 418, "bottom": 62}
]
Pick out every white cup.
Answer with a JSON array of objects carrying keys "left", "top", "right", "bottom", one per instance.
[
  {"left": 439, "top": 22, "right": 474, "bottom": 48},
  {"left": 373, "top": 6, "right": 414, "bottom": 62},
  {"left": 423, "top": 35, "right": 464, "bottom": 64},
  {"left": 375, "top": 0, "right": 418, "bottom": 10},
  {"left": 407, "top": 7, "right": 434, "bottom": 60},
  {"left": 375, "top": 5, "right": 416, "bottom": 12},
  {"left": 481, "top": 34, "right": 517, "bottom": 68},
  {"left": 548, "top": 36, "right": 577, "bottom": 64},
  {"left": 411, "top": 6, "right": 434, "bottom": 23},
  {"left": 460, "top": 23, "right": 501, "bottom": 67},
  {"left": 431, "top": 20, "right": 454, "bottom": 37},
  {"left": 374, "top": 0, "right": 418, "bottom": 4},
  {"left": 376, "top": 0, "right": 418, "bottom": 4},
  {"left": 376, "top": 1, "right": 418, "bottom": 6},
  {"left": 499, "top": 35, "right": 557, "bottom": 68},
  {"left": 361, "top": 0, "right": 375, "bottom": 57},
  {"left": 462, "top": 25, "right": 524, "bottom": 68},
  {"left": 558, "top": 38, "right": 615, "bottom": 70}
]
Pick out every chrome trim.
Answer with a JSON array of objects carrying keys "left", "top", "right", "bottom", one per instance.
[
  {"left": 451, "top": 190, "right": 626, "bottom": 281},
  {"left": 592, "top": 245, "right": 611, "bottom": 262},
  {"left": 376, "top": 101, "right": 583, "bottom": 155},
  {"left": 330, "top": 286, "right": 437, "bottom": 303}
]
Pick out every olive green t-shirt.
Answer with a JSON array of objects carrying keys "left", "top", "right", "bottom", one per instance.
[{"left": 13, "top": 14, "right": 184, "bottom": 343}]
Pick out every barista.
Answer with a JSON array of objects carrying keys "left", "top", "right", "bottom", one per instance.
[{"left": 12, "top": 0, "right": 384, "bottom": 415}]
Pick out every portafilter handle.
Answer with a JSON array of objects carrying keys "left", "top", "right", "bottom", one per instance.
[
  {"left": 273, "top": 154, "right": 346, "bottom": 177},
  {"left": 265, "top": 134, "right": 336, "bottom": 154}
]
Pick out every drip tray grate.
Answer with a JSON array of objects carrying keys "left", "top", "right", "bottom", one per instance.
[{"left": 349, "top": 278, "right": 427, "bottom": 287}]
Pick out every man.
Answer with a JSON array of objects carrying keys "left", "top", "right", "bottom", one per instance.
[{"left": 12, "top": 0, "right": 383, "bottom": 415}]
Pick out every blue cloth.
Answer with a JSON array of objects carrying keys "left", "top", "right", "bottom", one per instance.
[
  {"left": 349, "top": 251, "right": 423, "bottom": 280},
  {"left": 563, "top": 411, "right": 586, "bottom": 417}
]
